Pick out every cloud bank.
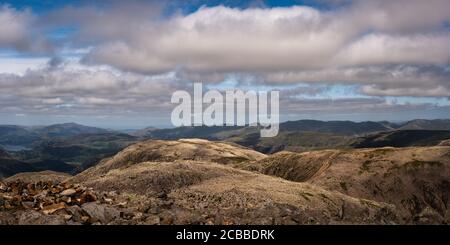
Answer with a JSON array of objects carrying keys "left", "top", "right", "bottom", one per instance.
[{"left": 0, "top": 0, "right": 449, "bottom": 126}]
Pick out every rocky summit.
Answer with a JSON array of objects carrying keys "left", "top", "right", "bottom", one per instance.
[{"left": 1, "top": 139, "right": 449, "bottom": 225}]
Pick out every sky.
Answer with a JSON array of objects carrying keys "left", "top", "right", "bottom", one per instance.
[{"left": 0, "top": 0, "right": 449, "bottom": 129}]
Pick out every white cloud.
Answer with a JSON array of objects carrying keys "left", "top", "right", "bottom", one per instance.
[
  {"left": 0, "top": 5, "right": 31, "bottom": 48},
  {"left": 0, "top": 57, "right": 49, "bottom": 75},
  {"left": 79, "top": 2, "right": 450, "bottom": 75},
  {"left": 1, "top": 1, "right": 450, "bottom": 123},
  {"left": 0, "top": 5, "right": 51, "bottom": 52}
]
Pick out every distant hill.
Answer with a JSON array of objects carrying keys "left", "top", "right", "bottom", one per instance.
[
  {"left": 0, "top": 156, "right": 75, "bottom": 179},
  {"left": 0, "top": 148, "right": 36, "bottom": 179},
  {"left": 29, "top": 159, "right": 75, "bottom": 173},
  {"left": 0, "top": 125, "right": 40, "bottom": 146},
  {"left": 352, "top": 130, "right": 450, "bottom": 148},
  {"left": 0, "top": 148, "right": 75, "bottom": 178},
  {"left": 128, "top": 127, "right": 158, "bottom": 137},
  {"left": 137, "top": 120, "right": 392, "bottom": 140},
  {"left": 0, "top": 123, "right": 113, "bottom": 147},
  {"left": 0, "top": 159, "right": 36, "bottom": 179},
  {"left": 15, "top": 132, "right": 138, "bottom": 166},
  {"left": 129, "top": 119, "right": 450, "bottom": 153},
  {"left": 279, "top": 120, "right": 391, "bottom": 135},
  {"left": 0, "top": 147, "right": 10, "bottom": 159},
  {"left": 33, "top": 123, "right": 111, "bottom": 138},
  {"left": 397, "top": 119, "right": 450, "bottom": 130},
  {"left": 135, "top": 125, "right": 245, "bottom": 140}
]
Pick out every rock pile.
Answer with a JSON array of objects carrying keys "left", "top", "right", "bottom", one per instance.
[{"left": 0, "top": 180, "right": 120, "bottom": 225}]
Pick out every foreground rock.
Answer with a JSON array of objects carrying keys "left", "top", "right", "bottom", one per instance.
[{"left": 0, "top": 179, "right": 124, "bottom": 225}]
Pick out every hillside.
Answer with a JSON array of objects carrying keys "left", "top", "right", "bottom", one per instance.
[
  {"left": 0, "top": 158, "right": 36, "bottom": 179},
  {"left": 0, "top": 125, "right": 40, "bottom": 146},
  {"left": 67, "top": 139, "right": 398, "bottom": 225},
  {"left": 72, "top": 138, "right": 266, "bottom": 180},
  {"left": 398, "top": 119, "right": 450, "bottom": 130},
  {"left": 4, "top": 170, "right": 71, "bottom": 183},
  {"left": 0, "top": 147, "right": 75, "bottom": 179},
  {"left": 229, "top": 131, "right": 354, "bottom": 153},
  {"left": 279, "top": 120, "right": 391, "bottom": 135},
  {"left": 0, "top": 148, "right": 10, "bottom": 159},
  {"left": 237, "top": 146, "right": 450, "bottom": 224},
  {"left": 352, "top": 130, "right": 450, "bottom": 148}
]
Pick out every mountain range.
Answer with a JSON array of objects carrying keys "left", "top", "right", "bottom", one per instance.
[{"left": 0, "top": 119, "right": 450, "bottom": 178}]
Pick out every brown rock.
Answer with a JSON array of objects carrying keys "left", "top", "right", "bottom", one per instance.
[
  {"left": 81, "top": 202, "right": 119, "bottom": 223},
  {"left": 61, "top": 196, "right": 72, "bottom": 204},
  {"left": 0, "top": 181, "right": 7, "bottom": 192},
  {"left": 60, "top": 188, "right": 76, "bottom": 196},
  {"left": 103, "top": 198, "right": 113, "bottom": 204},
  {"left": 145, "top": 215, "right": 160, "bottom": 225},
  {"left": 42, "top": 202, "right": 66, "bottom": 215},
  {"left": 22, "top": 201, "right": 34, "bottom": 209},
  {"left": 18, "top": 210, "right": 66, "bottom": 225},
  {"left": 66, "top": 205, "right": 84, "bottom": 222},
  {"left": 81, "top": 216, "right": 90, "bottom": 223},
  {"left": 0, "top": 212, "right": 15, "bottom": 225}
]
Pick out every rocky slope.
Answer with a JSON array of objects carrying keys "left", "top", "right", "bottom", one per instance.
[
  {"left": 70, "top": 160, "right": 399, "bottom": 224},
  {"left": 237, "top": 146, "right": 450, "bottom": 224}
]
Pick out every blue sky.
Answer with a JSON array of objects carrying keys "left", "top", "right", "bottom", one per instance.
[{"left": 0, "top": 0, "right": 449, "bottom": 129}]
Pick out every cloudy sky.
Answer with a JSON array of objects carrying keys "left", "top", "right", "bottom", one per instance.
[{"left": 0, "top": 0, "right": 449, "bottom": 129}]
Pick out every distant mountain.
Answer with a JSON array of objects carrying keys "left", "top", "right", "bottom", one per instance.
[
  {"left": 232, "top": 131, "right": 354, "bottom": 154},
  {"left": 0, "top": 123, "right": 113, "bottom": 148},
  {"left": 0, "top": 146, "right": 34, "bottom": 179},
  {"left": 129, "top": 119, "right": 450, "bottom": 154},
  {"left": 140, "top": 125, "right": 245, "bottom": 140},
  {"left": 129, "top": 120, "right": 400, "bottom": 154},
  {"left": 397, "top": 119, "right": 450, "bottom": 130},
  {"left": 0, "top": 147, "right": 10, "bottom": 159},
  {"left": 33, "top": 122, "right": 111, "bottom": 138},
  {"left": 279, "top": 120, "right": 391, "bottom": 135},
  {"left": 0, "top": 125, "right": 40, "bottom": 146},
  {"left": 14, "top": 132, "right": 138, "bottom": 166},
  {"left": 139, "top": 120, "right": 391, "bottom": 140},
  {"left": 352, "top": 130, "right": 450, "bottom": 148},
  {"left": 128, "top": 127, "right": 159, "bottom": 137}
]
